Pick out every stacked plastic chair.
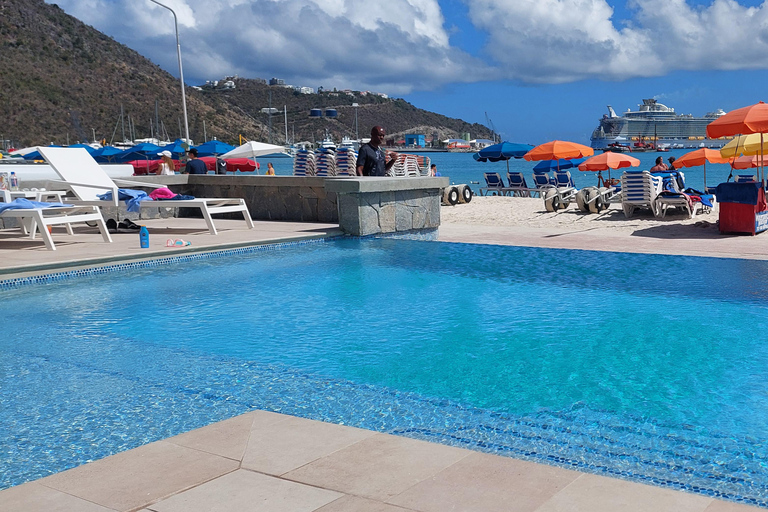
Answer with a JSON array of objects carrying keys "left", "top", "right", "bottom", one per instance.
[
  {"left": 293, "top": 149, "right": 316, "bottom": 176},
  {"left": 416, "top": 155, "right": 431, "bottom": 176},
  {"left": 336, "top": 147, "right": 358, "bottom": 176},
  {"left": 315, "top": 148, "right": 337, "bottom": 176},
  {"left": 391, "top": 154, "right": 419, "bottom": 177}
]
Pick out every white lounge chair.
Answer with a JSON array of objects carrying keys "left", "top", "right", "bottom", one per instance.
[
  {"left": 0, "top": 192, "right": 111, "bottom": 251},
  {"left": 38, "top": 147, "right": 254, "bottom": 236},
  {"left": 620, "top": 170, "right": 662, "bottom": 218}
]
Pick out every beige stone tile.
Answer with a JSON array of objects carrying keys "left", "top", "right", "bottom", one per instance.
[
  {"left": 535, "top": 473, "right": 714, "bottom": 512},
  {"left": 315, "top": 495, "right": 416, "bottom": 512},
  {"left": 704, "top": 500, "right": 764, "bottom": 512},
  {"left": 242, "top": 414, "right": 375, "bottom": 475},
  {"left": 167, "top": 410, "right": 265, "bottom": 461},
  {"left": 39, "top": 440, "right": 239, "bottom": 511},
  {"left": 145, "top": 469, "right": 342, "bottom": 512},
  {"left": 388, "top": 452, "right": 580, "bottom": 512},
  {"left": 283, "top": 433, "right": 469, "bottom": 501},
  {"left": 0, "top": 482, "right": 115, "bottom": 512}
]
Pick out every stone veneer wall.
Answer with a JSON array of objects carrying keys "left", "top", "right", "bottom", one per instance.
[
  {"left": 128, "top": 175, "right": 339, "bottom": 222},
  {"left": 325, "top": 177, "right": 449, "bottom": 236}
]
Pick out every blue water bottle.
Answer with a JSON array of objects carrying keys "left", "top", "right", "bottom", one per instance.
[{"left": 139, "top": 226, "right": 149, "bottom": 248}]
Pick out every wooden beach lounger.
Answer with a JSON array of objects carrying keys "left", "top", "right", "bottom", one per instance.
[{"left": 39, "top": 147, "right": 254, "bottom": 235}]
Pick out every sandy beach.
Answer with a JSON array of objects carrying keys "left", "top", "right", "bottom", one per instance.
[{"left": 439, "top": 195, "right": 768, "bottom": 260}]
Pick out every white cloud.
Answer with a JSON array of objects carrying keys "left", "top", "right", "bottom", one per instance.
[
  {"left": 47, "top": 0, "right": 768, "bottom": 90},
  {"left": 467, "top": 0, "right": 768, "bottom": 83},
  {"left": 50, "top": 0, "right": 490, "bottom": 94}
]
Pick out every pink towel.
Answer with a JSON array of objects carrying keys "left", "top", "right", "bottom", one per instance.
[{"left": 149, "top": 187, "right": 176, "bottom": 200}]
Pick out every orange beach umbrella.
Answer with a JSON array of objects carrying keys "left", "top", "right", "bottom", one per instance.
[
  {"left": 672, "top": 148, "right": 729, "bottom": 191},
  {"left": 706, "top": 102, "right": 768, "bottom": 138},
  {"left": 524, "top": 140, "right": 594, "bottom": 162},
  {"left": 731, "top": 154, "right": 768, "bottom": 170},
  {"left": 578, "top": 152, "right": 640, "bottom": 171},
  {"left": 707, "top": 101, "right": 768, "bottom": 185},
  {"left": 577, "top": 152, "right": 639, "bottom": 186}
]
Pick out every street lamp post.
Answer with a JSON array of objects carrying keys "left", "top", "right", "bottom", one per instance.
[
  {"left": 147, "top": 0, "right": 190, "bottom": 146},
  {"left": 352, "top": 103, "right": 359, "bottom": 142}
]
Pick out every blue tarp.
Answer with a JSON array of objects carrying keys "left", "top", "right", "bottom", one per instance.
[{"left": 716, "top": 182, "right": 762, "bottom": 205}]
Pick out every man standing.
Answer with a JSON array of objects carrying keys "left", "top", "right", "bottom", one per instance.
[
  {"left": 183, "top": 148, "right": 208, "bottom": 174},
  {"left": 356, "top": 126, "right": 397, "bottom": 176}
]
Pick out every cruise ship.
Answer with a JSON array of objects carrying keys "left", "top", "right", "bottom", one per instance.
[{"left": 590, "top": 99, "right": 727, "bottom": 150}]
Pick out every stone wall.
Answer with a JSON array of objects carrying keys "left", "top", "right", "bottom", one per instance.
[
  {"left": 325, "top": 177, "right": 449, "bottom": 236},
  {"left": 129, "top": 175, "right": 339, "bottom": 223}
]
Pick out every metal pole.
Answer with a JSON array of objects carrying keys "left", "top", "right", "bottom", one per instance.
[
  {"left": 147, "top": 0, "right": 190, "bottom": 145},
  {"left": 352, "top": 103, "right": 359, "bottom": 141}
]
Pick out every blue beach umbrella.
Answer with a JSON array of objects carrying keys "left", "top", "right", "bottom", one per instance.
[
  {"left": 115, "top": 142, "right": 162, "bottom": 163},
  {"left": 195, "top": 140, "right": 235, "bottom": 157},
  {"left": 68, "top": 143, "right": 97, "bottom": 155},
  {"left": 22, "top": 144, "right": 61, "bottom": 160},
  {"left": 532, "top": 158, "right": 586, "bottom": 171},
  {"left": 161, "top": 139, "right": 189, "bottom": 159},
  {"left": 474, "top": 141, "right": 534, "bottom": 163},
  {"left": 92, "top": 146, "right": 123, "bottom": 163},
  {"left": 474, "top": 141, "right": 535, "bottom": 173}
]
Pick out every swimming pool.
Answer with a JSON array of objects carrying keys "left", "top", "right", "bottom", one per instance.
[{"left": 2, "top": 238, "right": 768, "bottom": 505}]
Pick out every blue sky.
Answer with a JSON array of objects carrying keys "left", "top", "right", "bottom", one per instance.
[{"left": 49, "top": 0, "right": 768, "bottom": 144}]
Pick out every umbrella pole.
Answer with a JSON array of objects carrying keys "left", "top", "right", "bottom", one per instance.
[
  {"left": 703, "top": 162, "right": 707, "bottom": 193},
  {"left": 762, "top": 133, "right": 765, "bottom": 189}
]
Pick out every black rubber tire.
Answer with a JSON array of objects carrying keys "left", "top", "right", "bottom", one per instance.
[
  {"left": 462, "top": 185, "right": 473, "bottom": 203},
  {"left": 447, "top": 187, "right": 459, "bottom": 205}
]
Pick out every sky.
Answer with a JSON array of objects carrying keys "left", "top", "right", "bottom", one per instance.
[{"left": 48, "top": 0, "right": 768, "bottom": 144}]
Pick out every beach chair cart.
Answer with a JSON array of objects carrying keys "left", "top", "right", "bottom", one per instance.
[{"left": 715, "top": 182, "right": 768, "bottom": 235}]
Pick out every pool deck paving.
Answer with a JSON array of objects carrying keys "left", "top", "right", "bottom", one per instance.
[{"left": 1, "top": 216, "right": 765, "bottom": 511}]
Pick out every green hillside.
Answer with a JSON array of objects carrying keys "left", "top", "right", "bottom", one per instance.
[{"left": 0, "top": 0, "right": 491, "bottom": 148}]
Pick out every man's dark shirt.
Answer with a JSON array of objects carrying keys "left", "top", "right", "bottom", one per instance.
[
  {"left": 185, "top": 158, "right": 208, "bottom": 174},
  {"left": 356, "top": 143, "right": 386, "bottom": 176}
]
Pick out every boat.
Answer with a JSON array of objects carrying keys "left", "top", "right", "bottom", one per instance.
[
  {"left": 318, "top": 130, "right": 336, "bottom": 151},
  {"left": 590, "top": 99, "right": 727, "bottom": 150}
]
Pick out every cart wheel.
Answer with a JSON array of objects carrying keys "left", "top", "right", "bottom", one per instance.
[
  {"left": 447, "top": 187, "right": 459, "bottom": 205},
  {"left": 544, "top": 188, "right": 559, "bottom": 212},
  {"left": 462, "top": 185, "right": 473, "bottom": 203},
  {"left": 575, "top": 188, "right": 590, "bottom": 212}
]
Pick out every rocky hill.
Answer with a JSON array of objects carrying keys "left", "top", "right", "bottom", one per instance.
[{"left": 0, "top": 0, "right": 491, "bottom": 148}]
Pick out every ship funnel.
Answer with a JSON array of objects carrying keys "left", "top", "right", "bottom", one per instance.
[{"left": 607, "top": 106, "right": 618, "bottom": 118}]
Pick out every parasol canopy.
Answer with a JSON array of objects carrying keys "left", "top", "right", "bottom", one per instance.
[
  {"left": 578, "top": 152, "right": 640, "bottom": 171},
  {"left": 720, "top": 134, "right": 768, "bottom": 158},
  {"left": 672, "top": 148, "right": 729, "bottom": 191},
  {"left": 524, "top": 140, "right": 594, "bottom": 162},
  {"left": 706, "top": 102, "right": 768, "bottom": 139},
  {"left": 220, "top": 141, "right": 288, "bottom": 159},
  {"left": 473, "top": 141, "right": 534, "bottom": 162}
]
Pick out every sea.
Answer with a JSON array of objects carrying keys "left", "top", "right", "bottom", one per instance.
[{"left": 258, "top": 149, "right": 745, "bottom": 194}]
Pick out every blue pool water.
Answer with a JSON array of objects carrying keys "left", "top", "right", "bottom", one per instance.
[{"left": 3, "top": 239, "right": 768, "bottom": 505}]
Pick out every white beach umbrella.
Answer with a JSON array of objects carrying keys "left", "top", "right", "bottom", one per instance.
[{"left": 220, "top": 141, "right": 288, "bottom": 159}]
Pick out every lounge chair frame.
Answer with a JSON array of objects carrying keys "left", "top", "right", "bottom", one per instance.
[{"left": 39, "top": 147, "right": 254, "bottom": 235}]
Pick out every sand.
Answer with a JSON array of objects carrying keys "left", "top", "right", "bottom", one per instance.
[{"left": 438, "top": 195, "right": 768, "bottom": 260}]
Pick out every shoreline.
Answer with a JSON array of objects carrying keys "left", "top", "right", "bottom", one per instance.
[{"left": 439, "top": 196, "right": 768, "bottom": 260}]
